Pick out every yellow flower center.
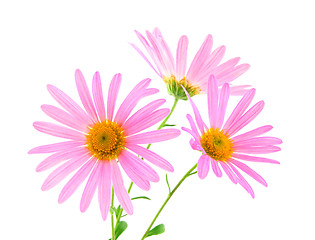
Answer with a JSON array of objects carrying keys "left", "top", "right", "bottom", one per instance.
[
  {"left": 200, "top": 128, "right": 234, "bottom": 161},
  {"left": 163, "top": 75, "right": 201, "bottom": 100},
  {"left": 86, "top": 120, "right": 125, "bottom": 161}
]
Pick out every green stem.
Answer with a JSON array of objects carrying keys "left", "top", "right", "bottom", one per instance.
[
  {"left": 141, "top": 163, "right": 197, "bottom": 240},
  {"left": 111, "top": 188, "right": 115, "bottom": 240},
  {"left": 114, "top": 97, "right": 179, "bottom": 228}
]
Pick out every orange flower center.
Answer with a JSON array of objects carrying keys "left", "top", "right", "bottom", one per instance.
[
  {"left": 200, "top": 128, "right": 234, "bottom": 161},
  {"left": 86, "top": 121, "right": 125, "bottom": 161}
]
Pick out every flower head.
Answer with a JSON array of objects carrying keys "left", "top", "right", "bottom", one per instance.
[
  {"left": 29, "top": 69, "right": 180, "bottom": 220},
  {"left": 132, "top": 28, "right": 250, "bottom": 100},
  {"left": 182, "top": 75, "right": 281, "bottom": 198}
]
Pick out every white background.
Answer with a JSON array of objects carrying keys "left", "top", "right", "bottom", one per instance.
[{"left": 0, "top": 0, "right": 314, "bottom": 239}]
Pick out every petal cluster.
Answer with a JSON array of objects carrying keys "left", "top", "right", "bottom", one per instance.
[
  {"left": 182, "top": 75, "right": 282, "bottom": 198},
  {"left": 29, "top": 70, "right": 180, "bottom": 220},
  {"left": 132, "top": 28, "right": 250, "bottom": 98}
]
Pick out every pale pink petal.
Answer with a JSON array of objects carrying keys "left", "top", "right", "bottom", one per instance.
[
  {"left": 123, "top": 99, "right": 166, "bottom": 129},
  {"left": 41, "top": 104, "right": 88, "bottom": 132},
  {"left": 216, "top": 83, "right": 230, "bottom": 129},
  {"left": 227, "top": 101, "right": 265, "bottom": 136},
  {"left": 58, "top": 159, "right": 96, "bottom": 203},
  {"left": 125, "top": 129, "right": 180, "bottom": 144},
  {"left": 98, "top": 161, "right": 111, "bottom": 221},
  {"left": 111, "top": 160, "right": 133, "bottom": 215},
  {"left": 120, "top": 150, "right": 159, "bottom": 182},
  {"left": 219, "top": 161, "right": 238, "bottom": 184},
  {"left": 223, "top": 88, "right": 256, "bottom": 131},
  {"left": 234, "top": 145, "right": 281, "bottom": 154},
  {"left": 107, "top": 73, "right": 122, "bottom": 121},
  {"left": 211, "top": 57, "right": 240, "bottom": 76},
  {"left": 232, "top": 125, "right": 273, "bottom": 142},
  {"left": 186, "top": 114, "right": 200, "bottom": 139},
  {"left": 130, "top": 43, "right": 162, "bottom": 77},
  {"left": 80, "top": 161, "right": 101, "bottom": 212},
  {"left": 232, "top": 153, "right": 280, "bottom": 164},
  {"left": 118, "top": 154, "right": 151, "bottom": 191},
  {"left": 181, "top": 127, "right": 200, "bottom": 142},
  {"left": 33, "top": 122, "right": 86, "bottom": 141},
  {"left": 175, "top": 35, "right": 188, "bottom": 80},
  {"left": 210, "top": 158, "right": 222, "bottom": 177},
  {"left": 230, "top": 159, "right": 267, "bottom": 187},
  {"left": 229, "top": 85, "right": 252, "bottom": 96},
  {"left": 28, "top": 141, "right": 83, "bottom": 154},
  {"left": 36, "top": 148, "right": 87, "bottom": 172},
  {"left": 186, "top": 34, "right": 213, "bottom": 80},
  {"left": 126, "top": 143, "right": 174, "bottom": 172},
  {"left": 233, "top": 137, "right": 283, "bottom": 147},
  {"left": 75, "top": 69, "right": 98, "bottom": 122},
  {"left": 227, "top": 162, "right": 255, "bottom": 198},
  {"left": 182, "top": 86, "right": 205, "bottom": 134},
  {"left": 92, "top": 71, "right": 106, "bottom": 121},
  {"left": 208, "top": 75, "right": 219, "bottom": 128},
  {"left": 197, "top": 154, "right": 210, "bottom": 179},
  {"left": 189, "top": 139, "right": 203, "bottom": 152},
  {"left": 125, "top": 108, "right": 170, "bottom": 135},
  {"left": 217, "top": 64, "right": 250, "bottom": 84},
  {"left": 47, "top": 84, "right": 92, "bottom": 125},
  {"left": 41, "top": 152, "right": 91, "bottom": 191}
]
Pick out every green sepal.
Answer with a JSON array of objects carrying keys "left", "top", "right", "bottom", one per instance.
[{"left": 144, "top": 224, "right": 165, "bottom": 238}]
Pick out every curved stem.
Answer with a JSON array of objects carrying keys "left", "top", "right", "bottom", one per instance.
[
  {"left": 111, "top": 188, "right": 115, "bottom": 240},
  {"left": 141, "top": 163, "right": 198, "bottom": 240},
  {"left": 114, "top": 97, "right": 179, "bottom": 227}
]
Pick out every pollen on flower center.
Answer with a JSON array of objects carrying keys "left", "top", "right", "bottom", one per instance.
[
  {"left": 86, "top": 120, "right": 125, "bottom": 161},
  {"left": 200, "top": 128, "right": 234, "bottom": 161},
  {"left": 163, "top": 75, "right": 201, "bottom": 100}
]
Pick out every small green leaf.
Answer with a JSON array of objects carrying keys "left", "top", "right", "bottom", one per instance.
[
  {"left": 163, "top": 124, "right": 176, "bottom": 127},
  {"left": 110, "top": 206, "right": 116, "bottom": 215},
  {"left": 115, "top": 221, "right": 128, "bottom": 239},
  {"left": 189, "top": 171, "right": 197, "bottom": 176},
  {"left": 131, "top": 196, "right": 151, "bottom": 201},
  {"left": 115, "top": 205, "right": 121, "bottom": 218},
  {"left": 145, "top": 224, "right": 165, "bottom": 238},
  {"left": 165, "top": 174, "right": 171, "bottom": 194},
  {"left": 120, "top": 214, "right": 127, "bottom": 218}
]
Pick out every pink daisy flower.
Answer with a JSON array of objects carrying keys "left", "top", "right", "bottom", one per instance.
[
  {"left": 29, "top": 69, "right": 180, "bottom": 220},
  {"left": 131, "top": 28, "right": 250, "bottom": 100},
  {"left": 182, "top": 75, "right": 282, "bottom": 198}
]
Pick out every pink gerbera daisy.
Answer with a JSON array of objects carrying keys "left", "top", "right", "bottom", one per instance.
[
  {"left": 131, "top": 28, "right": 250, "bottom": 100},
  {"left": 29, "top": 69, "right": 180, "bottom": 220},
  {"left": 182, "top": 75, "right": 281, "bottom": 198}
]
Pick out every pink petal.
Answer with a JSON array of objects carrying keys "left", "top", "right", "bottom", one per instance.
[
  {"left": 227, "top": 101, "right": 265, "bottom": 136},
  {"left": 175, "top": 35, "right": 188, "bottom": 80},
  {"left": 216, "top": 83, "right": 230, "bottom": 129},
  {"left": 98, "top": 161, "right": 111, "bottom": 221},
  {"left": 107, "top": 73, "right": 122, "bottom": 121},
  {"left": 186, "top": 114, "right": 200, "bottom": 139},
  {"left": 219, "top": 161, "right": 238, "bottom": 184},
  {"left": 41, "top": 152, "right": 90, "bottom": 191},
  {"left": 120, "top": 150, "right": 159, "bottom": 182},
  {"left": 232, "top": 125, "right": 273, "bottom": 142},
  {"left": 28, "top": 141, "right": 83, "bottom": 154},
  {"left": 229, "top": 85, "right": 252, "bottom": 96},
  {"left": 125, "top": 129, "right": 180, "bottom": 144},
  {"left": 47, "top": 84, "right": 92, "bottom": 125},
  {"left": 92, "top": 71, "right": 106, "bottom": 121},
  {"left": 33, "top": 121, "right": 86, "bottom": 141},
  {"left": 181, "top": 127, "right": 200, "bottom": 142},
  {"left": 202, "top": 45, "right": 226, "bottom": 72},
  {"left": 233, "top": 137, "right": 283, "bottom": 147},
  {"left": 118, "top": 153, "right": 151, "bottom": 191},
  {"left": 123, "top": 99, "right": 166, "bottom": 129},
  {"left": 208, "top": 75, "right": 219, "bottom": 128},
  {"left": 217, "top": 64, "right": 250, "bottom": 84},
  {"left": 234, "top": 145, "right": 281, "bottom": 154},
  {"left": 126, "top": 143, "right": 174, "bottom": 172},
  {"left": 211, "top": 57, "right": 240, "bottom": 77},
  {"left": 125, "top": 108, "right": 170, "bottom": 135},
  {"left": 36, "top": 148, "right": 87, "bottom": 172},
  {"left": 189, "top": 139, "right": 203, "bottom": 151},
  {"left": 41, "top": 104, "right": 88, "bottom": 132},
  {"left": 210, "top": 158, "right": 222, "bottom": 177},
  {"left": 197, "top": 154, "right": 210, "bottom": 179},
  {"left": 232, "top": 153, "right": 280, "bottom": 164},
  {"left": 111, "top": 160, "right": 133, "bottom": 215},
  {"left": 58, "top": 158, "right": 96, "bottom": 203},
  {"left": 230, "top": 159, "right": 267, "bottom": 187},
  {"left": 75, "top": 69, "right": 98, "bottom": 122},
  {"left": 223, "top": 88, "right": 256, "bottom": 132},
  {"left": 80, "top": 161, "right": 101, "bottom": 212}
]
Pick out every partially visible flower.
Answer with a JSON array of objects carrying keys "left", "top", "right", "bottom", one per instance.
[
  {"left": 182, "top": 75, "right": 281, "bottom": 198},
  {"left": 29, "top": 69, "right": 180, "bottom": 220},
  {"left": 131, "top": 28, "right": 250, "bottom": 100}
]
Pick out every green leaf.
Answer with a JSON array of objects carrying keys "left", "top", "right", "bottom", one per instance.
[
  {"left": 189, "top": 171, "right": 197, "bottom": 176},
  {"left": 110, "top": 206, "right": 116, "bottom": 215},
  {"left": 145, "top": 224, "right": 165, "bottom": 238},
  {"left": 115, "top": 205, "right": 121, "bottom": 218},
  {"left": 114, "top": 221, "right": 128, "bottom": 239},
  {"left": 131, "top": 196, "right": 151, "bottom": 201},
  {"left": 165, "top": 174, "right": 171, "bottom": 194},
  {"left": 163, "top": 124, "right": 176, "bottom": 127}
]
